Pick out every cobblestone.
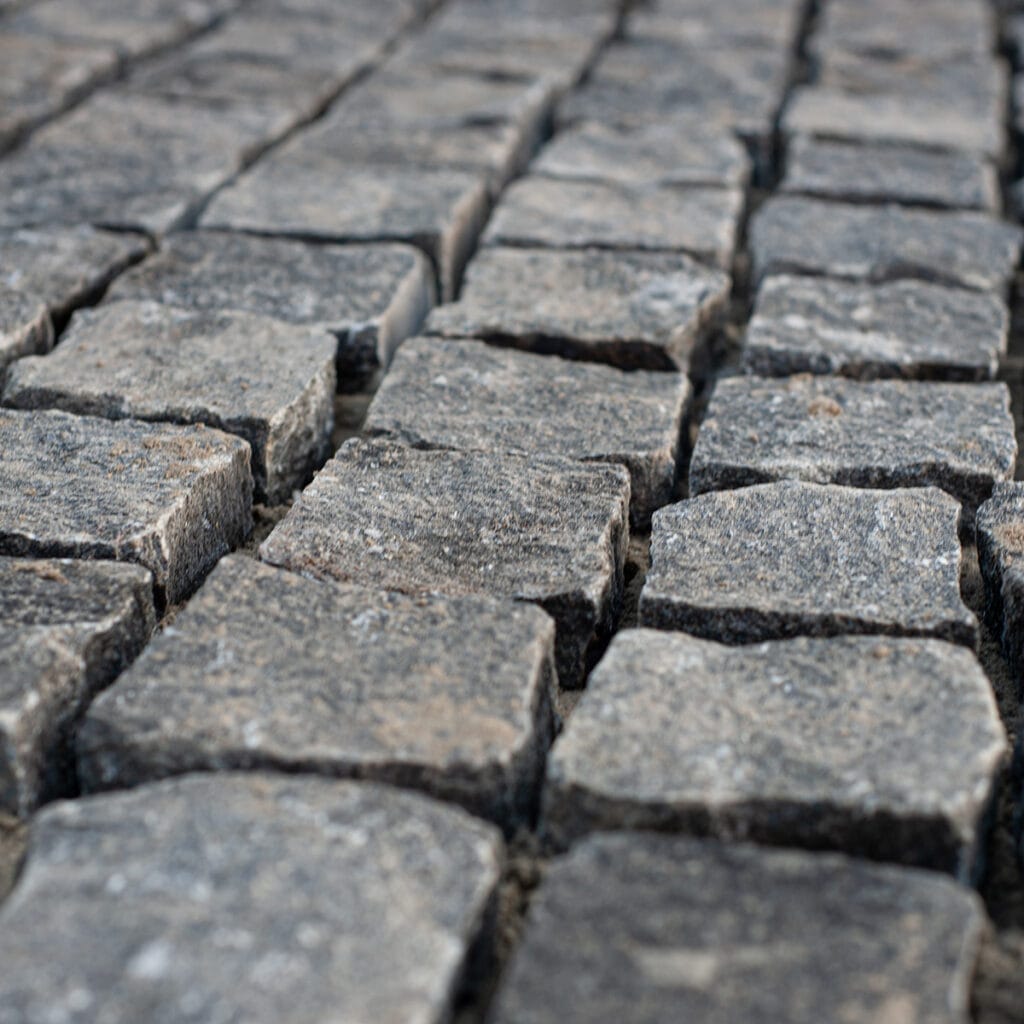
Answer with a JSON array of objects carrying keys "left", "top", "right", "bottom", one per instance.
[
  {"left": 0, "top": 287, "right": 51, "bottom": 374},
  {"left": 978, "top": 482, "right": 1024, "bottom": 677},
  {"left": 629, "top": 0, "right": 804, "bottom": 49}
]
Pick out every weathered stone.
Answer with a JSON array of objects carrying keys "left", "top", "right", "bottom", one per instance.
[
  {"left": 977, "top": 482, "right": 1024, "bottom": 677},
  {"left": 79, "top": 556, "right": 555, "bottom": 828},
  {"left": 743, "top": 275, "right": 1008, "bottom": 380},
  {"left": 749, "top": 197, "right": 1022, "bottom": 296},
  {"left": 0, "top": 774, "right": 500, "bottom": 1024},
  {"left": 106, "top": 232, "right": 433, "bottom": 389},
  {"left": 0, "top": 287, "right": 52, "bottom": 374},
  {"left": 640, "top": 481, "right": 976, "bottom": 646},
  {"left": 782, "top": 136, "right": 999, "bottom": 211},
  {"left": 425, "top": 246, "right": 730, "bottom": 372},
  {"left": 490, "top": 832, "right": 985, "bottom": 1024},
  {"left": 544, "top": 630, "right": 1006, "bottom": 877},
  {"left": 0, "top": 408, "right": 252, "bottom": 604},
  {"left": 260, "top": 439, "right": 629, "bottom": 687},
  {"left": 629, "top": 0, "right": 803, "bottom": 49},
  {"left": 4, "top": 301, "right": 335, "bottom": 503},
  {"left": 364, "top": 337, "right": 690, "bottom": 523}
]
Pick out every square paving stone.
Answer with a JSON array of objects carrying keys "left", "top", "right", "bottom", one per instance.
[
  {"left": 483, "top": 177, "right": 743, "bottom": 270},
  {"left": 977, "top": 482, "right": 1024, "bottom": 678},
  {"left": 0, "top": 287, "right": 52, "bottom": 374},
  {"left": 78, "top": 556, "right": 556, "bottom": 829},
  {"left": 425, "top": 246, "right": 730, "bottom": 372},
  {"left": 749, "top": 197, "right": 1022, "bottom": 296},
  {"left": 689, "top": 376, "right": 1016, "bottom": 519},
  {"left": 0, "top": 408, "right": 252, "bottom": 604},
  {"left": 628, "top": 0, "right": 804, "bottom": 49},
  {"left": 0, "top": 773, "right": 500, "bottom": 1024},
  {"left": 363, "top": 337, "right": 690, "bottom": 523},
  {"left": 543, "top": 630, "right": 1006, "bottom": 878},
  {"left": 260, "top": 438, "right": 630, "bottom": 688},
  {"left": 489, "top": 832, "right": 984, "bottom": 1024},
  {"left": 4, "top": 301, "right": 336, "bottom": 504},
  {"left": 105, "top": 232, "right": 433, "bottom": 389},
  {"left": 742, "top": 275, "right": 1009, "bottom": 380},
  {"left": 640, "top": 481, "right": 977, "bottom": 646}
]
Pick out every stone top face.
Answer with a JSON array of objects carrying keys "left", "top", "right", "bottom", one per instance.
[
  {"left": 489, "top": 832, "right": 984, "bottom": 1024},
  {"left": 743, "top": 275, "right": 1008, "bottom": 380},
  {"left": 628, "top": 0, "right": 803, "bottom": 48},
  {"left": 749, "top": 197, "right": 1022, "bottom": 296},
  {"left": 640, "top": 481, "right": 977, "bottom": 646},
  {"left": 0, "top": 773, "right": 501, "bottom": 1024},
  {"left": 0, "top": 286, "right": 51, "bottom": 371},
  {"left": 543, "top": 630, "right": 1006, "bottom": 877}
]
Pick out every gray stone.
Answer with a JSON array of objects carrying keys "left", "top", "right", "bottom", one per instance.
[
  {"left": 79, "top": 556, "right": 555, "bottom": 829},
  {"left": 543, "top": 630, "right": 1006, "bottom": 878},
  {"left": 749, "top": 197, "right": 1022, "bottom": 296},
  {"left": 640, "top": 481, "right": 976, "bottom": 646},
  {"left": 628, "top": 0, "right": 803, "bottom": 49},
  {"left": 743, "top": 275, "right": 1009, "bottom": 381},
  {"left": 490, "top": 832, "right": 985, "bottom": 1024},
  {"left": 364, "top": 337, "right": 690, "bottom": 523},
  {"left": 106, "top": 232, "right": 433, "bottom": 389},
  {"left": 0, "top": 774, "right": 500, "bottom": 1024},
  {"left": 260, "top": 438, "right": 630, "bottom": 687},
  {"left": 425, "top": 246, "right": 730, "bottom": 372},
  {"left": 977, "top": 482, "right": 1024, "bottom": 677},
  {"left": 0, "top": 287, "right": 52, "bottom": 375},
  {"left": 0, "top": 408, "right": 252, "bottom": 604},
  {"left": 4, "top": 301, "right": 336, "bottom": 504}
]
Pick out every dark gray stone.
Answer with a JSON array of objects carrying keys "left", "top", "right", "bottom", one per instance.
[
  {"left": 4, "top": 301, "right": 336, "bottom": 504},
  {"left": 640, "top": 481, "right": 976, "bottom": 646},
  {"left": 544, "top": 630, "right": 1006, "bottom": 878},
  {"left": 260, "top": 438, "right": 630, "bottom": 687},
  {"left": 490, "top": 833, "right": 984, "bottom": 1024},
  {"left": 977, "top": 482, "right": 1024, "bottom": 677},
  {"left": 0, "top": 287, "right": 51, "bottom": 375},
  {"left": 425, "top": 246, "right": 730, "bottom": 372},
  {"left": 364, "top": 337, "right": 690, "bottom": 523},
  {"left": 749, "top": 197, "right": 1022, "bottom": 296},
  {"left": 0, "top": 774, "right": 500, "bottom": 1024},
  {"left": 0, "top": 408, "right": 252, "bottom": 604}
]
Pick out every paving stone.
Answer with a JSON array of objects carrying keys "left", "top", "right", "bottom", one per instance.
[
  {"left": 0, "top": 408, "right": 252, "bottom": 604},
  {"left": 483, "top": 177, "right": 743, "bottom": 270},
  {"left": 0, "top": 287, "right": 52, "bottom": 375},
  {"left": 743, "top": 275, "right": 1009, "bottom": 380},
  {"left": 749, "top": 197, "right": 1022, "bottom": 296},
  {"left": 106, "top": 232, "right": 433, "bottom": 389},
  {"left": 782, "top": 136, "right": 999, "bottom": 211},
  {"left": 0, "top": 773, "right": 501, "bottom": 1024},
  {"left": 364, "top": 337, "right": 690, "bottom": 523},
  {"left": 260, "top": 439, "right": 630, "bottom": 688},
  {"left": 640, "top": 481, "right": 976, "bottom": 646},
  {"left": 543, "top": 630, "right": 1006, "bottom": 876},
  {"left": 977, "top": 482, "right": 1024, "bottom": 676},
  {"left": 628, "top": 0, "right": 803, "bottom": 49},
  {"left": 490, "top": 832, "right": 985, "bottom": 1024},
  {"left": 424, "top": 246, "right": 730, "bottom": 372},
  {"left": 79, "top": 556, "right": 555, "bottom": 828}
]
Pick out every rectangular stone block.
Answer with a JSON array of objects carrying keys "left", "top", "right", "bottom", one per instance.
[
  {"left": 640, "top": 481, "right": 977, "bottom": 646},
  {"left": 0, "top": 408, "right": 252, "bottom": 604},
  {"left": 4, "top": 301, "right": 336, "bottom": 504},
  {"left": 0, "top": 774, "right": 500, "bottom": 1024},
  {"left": 628, "top": 0, "right": 803, "bottom": 49},
  {"left": 260, "top": 438, "right": 630, "bottom": 687},
  {"left": 977, "top": 482, "right": 1024, "bottom": 678}
]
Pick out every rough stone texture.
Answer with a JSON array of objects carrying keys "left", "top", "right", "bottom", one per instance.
[
  {"left": 0, "top": 773, "right": 501, "bottom": 1024},
  {"left": 490, "top": 833, "right": 985, "bottom": 1024},
  {"left": 743, "top": 275, "right": 1009, "bottom": 381},
  {"left": 690, "top": 376, "right": 1016, "bottom": 518},
  {"left": 260, "top": 438, "right": 630, "bottom": 688},
  {"left": 640, "top": 481, "right": 977, "bottom": 646},
  {"left": 425, "top": 246, "right": 730, "bottom": 372},
  {"left": 0, "top": 408, "right": 252, "bottom": 604},
  {"left": 749, "top": 197, "right": 1022, "bottom": 296},
  {"left": 0, "top": 287, "right": 52, "bottom": 374},
  {"left": 782, "top": 136, "right": 999, "bottom": 211},
  {"left": 543, "top": 630, "right": 1006, "bottom": 878},
  {"left": 79, "top": 556, "right": 556, "bottom": 829},
  {"left": 4, "top": 301, "right": 336, "bottom": 504},
  {"left": 364, "top": 337, "right": 690, "bottom": 523},
  {"left": 628, "top": 0, "right": 803, "bottom": 49},
  {"left": 977, "top": 482, "right": 1024, "bottom": 678},
  {"left": 483, "top": 177, "right": 743, "bottom": 271}
]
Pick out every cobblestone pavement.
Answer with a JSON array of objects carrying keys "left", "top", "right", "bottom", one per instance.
[{"left": 4, "top": 0, "right": 1024, "bottom": 1021}]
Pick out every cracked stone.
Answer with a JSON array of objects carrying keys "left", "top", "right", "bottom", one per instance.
[
  {"left": 977, "top": 482, "right": 1024, "bottom": 677},
  {"left": 0, "top": 773, "right": 500, "bottom": 1024},
  {"left": 640, "top": 480, "right": 976, "bottom": 646},
  {"left": 0, "top": 287, "right": 52, "bottom": 375},
  {"left": 490, "top": 832, "right": 985, "bottom": 1024},
  {"left": 260, "top": 438, "right": 629, "bottom": 688},
  {"left": 425, "top": 246, "right": 730, "bottom": 372},
  {"left": 0, "top": 408, "right": 252, "bottom": 604}
]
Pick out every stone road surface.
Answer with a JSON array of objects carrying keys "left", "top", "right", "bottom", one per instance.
[{"left": 2, "top": 0, "right": 1024, "bottom": 1022}]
